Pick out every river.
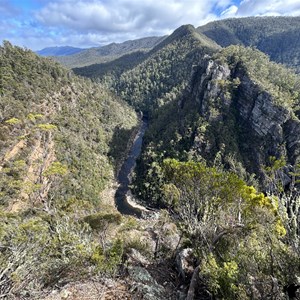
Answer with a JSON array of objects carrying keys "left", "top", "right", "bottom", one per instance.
[{"left": 115, "top": 117, "right": 148, "bottom": 217}]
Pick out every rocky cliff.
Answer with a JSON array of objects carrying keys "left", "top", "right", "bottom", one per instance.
[{"left": 189, "top": 46, "right": 300, "bottom": 186}]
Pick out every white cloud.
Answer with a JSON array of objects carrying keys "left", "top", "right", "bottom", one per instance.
[
  {"left": 216, "top": 0, "right": 235, "bottom": 9},
  {"left": 236, "top": 0, "right": 300, "bottom": 16},
  {"left": 36, "top": 0, "right": 222, "bottom": 36},
  {"left": 221, "top": 5, "right": 238, "bottom": 18},
  {"left": 2, "top": 0, "right": 300, "bottom": 50}
]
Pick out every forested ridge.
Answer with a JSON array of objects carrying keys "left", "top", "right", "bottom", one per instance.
[
  {"left": 198, "top": 16, "right": 300, "bottom": 72},
  {"left": 0, "top": 41, "right": 141, "bottom": 298},
  {"left": 2, "top": 16, "right": 300, "bottom": 300},
  {"left": 54, "top": 36, "right": 166, "bottom": 68}
]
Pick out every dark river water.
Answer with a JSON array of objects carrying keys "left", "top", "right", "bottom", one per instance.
[{"left": 115, "top": 118, "right": 148, "bottom": 217}]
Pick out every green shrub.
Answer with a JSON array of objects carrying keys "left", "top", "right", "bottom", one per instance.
[
  {"left": 36, "top": 123, "right": 57, "bottom": 131},
  {"left": 84, "top": 212, "right": 122, "bottom": 231},
  {"left": 5, "top": 117, "right": 20, "bottom": 125},
  {"left": 91, "top": 239, "right": 124, "bottom": 275}
]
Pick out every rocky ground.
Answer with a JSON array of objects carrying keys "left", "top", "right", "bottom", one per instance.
[{"left": 40, "top": 183, "right": 191, "bottom": 300}]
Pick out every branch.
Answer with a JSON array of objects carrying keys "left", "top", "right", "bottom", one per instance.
[
  {"left": 186, "top": 265, "right": 200, "bottom": 300},
  {"left": 212, "top": 224, "right": 245, "bottom": 248}
]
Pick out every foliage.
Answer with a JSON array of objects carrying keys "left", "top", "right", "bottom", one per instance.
[
  {"left": 36, "top": 123, "right": 58, "bottom": 131},
  {"left": 5, "top": 117, "right": 21, "bottom": 125},
  {"left": 0, "top": 211, "right": 91, "bottom": 298},
  {"left": 162, "top": 159, "right": 299, "bottom": 298},
  {"left": 0, "top": 208, "right": 127, "bottom": 298},
  {"left": 83, "top": 212, "right": 122, "bottom": 231},
  {"left": 91, "top": 239, "right": 124, "bottom": 275},
  {"left": 0, "top": 41, "right": 138, "bottom": 297},
  {"left": 215, "top": 45, "right": 300, "bottom": 109},
  {"left": 264, "top": 157, "right": 300, "bottom": 256},
  {"left": 43, "top": 161, "right": 68, "bottom": 177},
  {"left": 0, "top": 41, "right": 138, "bottom": 208},
  {"left": 198, "top": 16, "right": 300, "bottom": 72}
]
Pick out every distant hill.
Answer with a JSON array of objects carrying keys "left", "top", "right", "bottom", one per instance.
[
  {"left": 54, "top": 36, "right": 166, "bottom": 68},
  {"left": 36, "top": 46, "right": 85, "bottom": 56},
  {"left": 197, "top": 16, "right": 300, "bottom": 72},
  {"left": 74, "top": 25, "right": 220, "bottom": 112},
  {"left": 73, "top": 50, "right": 147, "bottom": 81}
]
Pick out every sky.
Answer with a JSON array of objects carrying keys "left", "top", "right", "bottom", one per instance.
[{"left": 1, "top": 0, "right": 300, "bottom": 51}]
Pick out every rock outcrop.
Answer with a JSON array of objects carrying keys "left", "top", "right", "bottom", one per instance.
[
  {"left": 128, "top": 266, "right": 168, "bottom": 300},
  {"left": 190, "top": 55, "right": 300, "bottom": 185},
  {"left": 176, "top": 248, "right": 196, "bottom": 280}
]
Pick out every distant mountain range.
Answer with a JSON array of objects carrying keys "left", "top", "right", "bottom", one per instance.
[
  {"left": 52, "top": 36, "right": 166, "bottom": 68},
  {"left": 36, "top": 46, "right": 86, "bottom": 56},
  {"left": 47, "top": 16, "right": 300, "bottom": 72}
]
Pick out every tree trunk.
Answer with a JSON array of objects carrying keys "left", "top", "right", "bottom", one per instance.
[{"left": 186, "top": 265, "right": 200, "bottom": 300}]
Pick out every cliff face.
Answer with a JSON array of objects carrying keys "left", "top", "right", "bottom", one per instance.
[
  {"left": 192, "top": 59, "right": 231, "bottom": 118},
  {"left": 233, "top": 69, "right": 300, "bottom": 166},
  {"left": 190, "top": 51, "right": 300, "bottom": 184}
]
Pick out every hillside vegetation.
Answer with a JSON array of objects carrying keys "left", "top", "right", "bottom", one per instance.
[
  {"left": 198, "top": 16, "right": 300, "bottom": 72},
  {"left": 3, "top": 16, "right": 300, "bottom": 299},
  {"left": 0, "top": 41, "right": 139, "bottom": 298},
  {"left": 133, "top": 44, "right": 300, "bottom": 205},
  {"left": 74, "top": 23, "right": 300, "bottom": 298},
  {"left": 54, "top": 36, "right": 166, "bottom": 68},
  {"left": 74, "top": 25, "right": 220, "bottom": 112}
]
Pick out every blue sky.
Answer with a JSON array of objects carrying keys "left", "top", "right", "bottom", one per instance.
[{"left": 1, "top": 0, "right": 300, "bottom": 50}]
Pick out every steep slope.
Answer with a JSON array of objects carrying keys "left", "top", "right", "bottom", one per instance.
[
  {"left": 36, "top": 46, "right": 85, "bottom": 56},
  {"left": 198, "top": 16, "right": 300, "bottom": 72},
  {"left": 0, "top": 41, "right": 138, "bottom": 209},
  {"left": 114, "top": 25, "right": 220, "bottom": 112},
  {"left": 190, "top": 46, "right": 300, "bottom": 177},
  {"left": 133, "top": 45, "right": 300, "bottom": 205},
  {"left": 73, "top": 50, "right": 147, "bottom": 82},
  {"left": 55, "top": 36, "right": 166, "bottom": 68},
  {"left": 0, "top": 41, "right": 140, "bottom": 298}
]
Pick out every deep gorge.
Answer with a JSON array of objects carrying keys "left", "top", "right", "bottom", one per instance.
[{"left": 115, "top": 116, "right": 148, "bottom": 217}]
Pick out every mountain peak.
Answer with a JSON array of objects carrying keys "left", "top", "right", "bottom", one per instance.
[
  {"left": 167, "top": 24, "right": 196, "bottom": 41},
  {"left": 174, "top": 24, "right": 196, "bottom": 35},
  {"left": 151, "top": 24, "right": 219, "bottom": 54},
  {"left": 36, "top": 46, "right": 85, "bottom": 57}
]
